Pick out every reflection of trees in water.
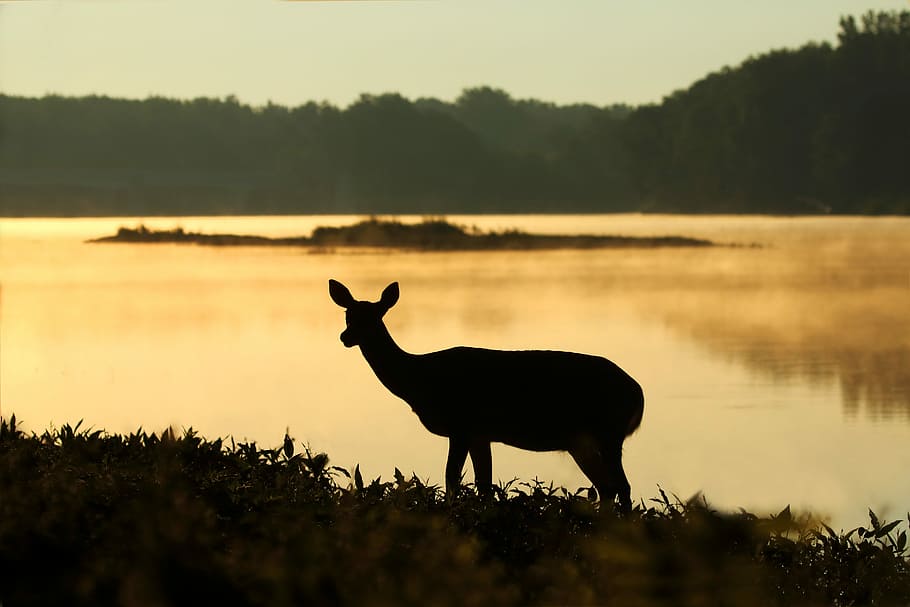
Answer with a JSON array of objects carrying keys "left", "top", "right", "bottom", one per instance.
[
  {"left": 732, "top": 345, "right": 910, "bottom": 420},
  {"left": 836, "top": 349, "right": 910, "bottom": 419},
  {"left": 645, "top": 288, "right": 910, "bottom": 420}
]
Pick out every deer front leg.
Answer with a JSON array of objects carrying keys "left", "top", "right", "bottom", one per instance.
[
  {"left": 445, "top": 437, "right": 469, "bottom": 497},
  {"left": 469, "top": 440, "right": 493, "bottom": 495}
]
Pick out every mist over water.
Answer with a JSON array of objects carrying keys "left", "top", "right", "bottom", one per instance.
[{"left": 1, "top": 214, "right": 908, "bottom": 528}]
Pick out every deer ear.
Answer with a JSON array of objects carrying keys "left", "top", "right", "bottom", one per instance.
[
  {"left": 379, "top": 282, "right": 399, "bottom": 311},
  {"left": 329, "top": 279, "right": 356, "bottom": 309}
]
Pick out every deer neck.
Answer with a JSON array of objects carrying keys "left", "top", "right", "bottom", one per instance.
[{"left": 358, "top": 323, "right": 419, "bottom": 401}]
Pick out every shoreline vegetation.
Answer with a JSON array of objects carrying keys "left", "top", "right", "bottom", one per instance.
[
  {"left": 88, "top": 217, "right": 722, "bottom": 251},
  {"left": 2, "top": 416, "right": 908, "bottom": 606}
]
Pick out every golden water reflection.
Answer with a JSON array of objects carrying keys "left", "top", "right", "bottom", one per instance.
[
  {"left": 1, "top": 215, "right": 908, "bottom": 528},
  {"left": 3, "top": 214, "right": 908, "bottom": 421},
  {"left": 644, "top": 285, "right": 910, "bottom": 419}
]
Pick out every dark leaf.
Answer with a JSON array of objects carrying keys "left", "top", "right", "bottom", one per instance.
[
  {"left": 777, "top": 505, "right": 792, "bottom": 522},
  {"left": 283, "top": 433, "right": 294, "bottom": 459},
  {"left": 869, "top": 509, "right": 881, "bottom": 530},
  {"left": 354, "top": 464, "right": 364, "bottom": 492},
  {"left": 876, "top": 520, "right": 901, "bottom": 538}
]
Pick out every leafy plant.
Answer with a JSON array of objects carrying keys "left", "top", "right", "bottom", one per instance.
[{"left": 1, "top": 416, "right": 907, "bottom": 606}]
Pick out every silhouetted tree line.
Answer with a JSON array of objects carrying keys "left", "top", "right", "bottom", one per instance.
[{"left": 1, "top": 11, "right": 907, "bottom": 216}]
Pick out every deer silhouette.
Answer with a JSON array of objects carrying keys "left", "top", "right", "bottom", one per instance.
[{"left": 329, "top": 279, "right": 644, "bottom": 512}]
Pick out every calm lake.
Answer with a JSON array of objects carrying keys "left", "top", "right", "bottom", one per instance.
[{"left": 2, "top": 214, "right": 909, "bottom": 528}]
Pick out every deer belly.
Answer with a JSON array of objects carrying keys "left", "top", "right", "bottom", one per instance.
[
  {"left": 485, "top": 416, "right": 589, "bottom": 452},
  {"left": 418, "top": 397, "right": 601, "bottom": 451},
  {"left": 411, "top": 409, "right": 573, "bottom": 450}
]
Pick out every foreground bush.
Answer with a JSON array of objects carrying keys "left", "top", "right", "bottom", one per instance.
[{"left": 1, "top": 415, "right": 908, "bottom": 606}]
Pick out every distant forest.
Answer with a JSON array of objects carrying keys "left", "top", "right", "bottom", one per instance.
[{"left": 1, "top": 11, "right": 907, "bottom": 216}]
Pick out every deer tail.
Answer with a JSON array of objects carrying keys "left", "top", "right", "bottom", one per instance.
[{"left": 625, "top": 384, "right": 645, "bottom": 436}]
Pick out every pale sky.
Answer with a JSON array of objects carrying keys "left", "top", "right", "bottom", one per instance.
[{"left": 1, "top": 1, "right": 907, "bottom": 108}]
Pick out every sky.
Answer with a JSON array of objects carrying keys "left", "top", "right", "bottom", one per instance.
[{"left": 1, "top": 0, "right": 907, "bottom": 108}]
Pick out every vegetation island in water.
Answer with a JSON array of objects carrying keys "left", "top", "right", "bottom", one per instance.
[{"left": 89, "top": 217, "right": 719, "bottom": 251}]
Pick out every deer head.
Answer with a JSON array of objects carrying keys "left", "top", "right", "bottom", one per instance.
[{"left": 329, "top": 279, "right": 400, "bottom": 348}]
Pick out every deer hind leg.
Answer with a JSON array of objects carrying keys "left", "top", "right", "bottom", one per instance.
[
  {"left": 445, "top": 438, "right": 469, "bottom": 497},
  {"left": 570, "top": 437, "right": 631, "bottom": 514},
  {"left": 603, "top": 440, "right": 632, "bottom": 514},
  {"left": 468, "top": 440, "right": 493, "bottom": 495},
  {"left": 570, "top": 442, "right": 615, "bottom": 503}
]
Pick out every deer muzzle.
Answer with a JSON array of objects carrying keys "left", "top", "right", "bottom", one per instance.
[{"left": 340, "top": 329, "right": 356, "bottom": 348}]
